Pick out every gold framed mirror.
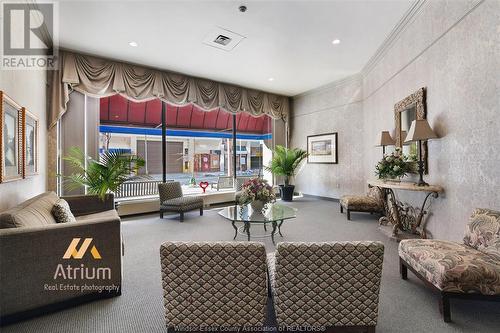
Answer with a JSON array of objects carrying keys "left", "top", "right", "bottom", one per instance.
[{"left": 394, "top": 87, "right": 427, "bottom": 173}]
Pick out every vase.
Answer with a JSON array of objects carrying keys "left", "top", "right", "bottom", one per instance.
[
  {"left": 384, "top": 176, "right": 402, "bottom": 183},
  {"left": 250, "top": 200, "right": 265, "bottom": 212}
]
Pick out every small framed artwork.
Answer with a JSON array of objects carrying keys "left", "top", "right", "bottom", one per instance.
[
  {"left": 307, "top": 132, "right": 338, "bottom": 164},
  {"left": 0, "top": 91, "right": 23, "bottom": 182},
  {"left": 23, "top": 109, "right": 39, "bottom": 177}
]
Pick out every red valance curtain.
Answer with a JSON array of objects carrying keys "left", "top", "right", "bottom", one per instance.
[{"left": 48, "top": 51, "right": 290, "bottom": 128}]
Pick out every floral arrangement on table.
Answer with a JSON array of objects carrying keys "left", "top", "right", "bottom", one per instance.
[
  {"left": 375, "top": 147, "right": 417, "bottom": 181},
  {"left": 238, "top": 178, "right": 276, "bottom": 211}
]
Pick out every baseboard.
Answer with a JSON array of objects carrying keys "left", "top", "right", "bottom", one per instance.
[
  {"left": 0, "top": 290, "right": 121, "bottom": 326},
  {"left": 302, "top": 194, "right": 339, "bottom": 202}
]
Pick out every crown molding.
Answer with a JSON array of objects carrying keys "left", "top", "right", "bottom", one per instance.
[
  {"left": 293, "top": 0, "right": 484, "bottom": 101},
  {"left": 293, "top": 73, "right": 362, "bottom": 99},
  {"left": 292, "top": 0, "right": 426, "bottom": 99},
  {"left": 361, "top": 0, "right": 428, "bottom": 76}
]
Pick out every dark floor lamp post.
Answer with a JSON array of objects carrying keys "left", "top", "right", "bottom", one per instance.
[
  {"left": 404, "top": 119, "right": 437, "bottom": 186},
  {"left": 376, "top": 131, "right": 395, "bottom": 157}
]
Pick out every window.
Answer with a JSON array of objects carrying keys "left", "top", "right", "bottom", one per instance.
[{"left": 98, "top": 95, "right": 274, "bottom": 198}]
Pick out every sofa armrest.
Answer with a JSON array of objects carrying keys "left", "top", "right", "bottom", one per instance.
[
  {"left": 0, "top": 218, "right": 122, "bottom": 318},
  {"left": 62, "top": 194, "right": 115, "bottom": 216}
]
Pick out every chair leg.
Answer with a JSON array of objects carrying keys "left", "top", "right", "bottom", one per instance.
[
  {"left": 179, "top": 212, "right": 184, "bottom": 222},
  {"left": 347, "top": 209, "right": 351, "bottom": 220},
  {"left": 200, "top": 207, "right": 203, "bottom": 216},
  {"left": 340, "top": 205, "right": 343, "bottom": 213},
  {"left": 439, "top": 293, "right": 451, "bottom": 323},
  {"left": 400, "top": 259, "right": 408, "bottom": 280},
  {"left": 160, "top": 211, "right": 164, "bottom": 219}
]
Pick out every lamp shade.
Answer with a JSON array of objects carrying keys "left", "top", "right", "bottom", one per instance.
[
  {"left": 404, "top": 119, "right": 437, "bottom": 142},
  {"left": 377, "top": 131, "right": 395, "bottom": 146}
]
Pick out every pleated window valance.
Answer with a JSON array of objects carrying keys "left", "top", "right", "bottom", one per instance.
[{"left": 48, "top": 51, "right": 290, "bottom": 128}]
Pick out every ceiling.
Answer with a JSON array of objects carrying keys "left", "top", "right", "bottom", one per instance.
[{"left": 58, "top": 0, "right": 413, "bottom": 96}]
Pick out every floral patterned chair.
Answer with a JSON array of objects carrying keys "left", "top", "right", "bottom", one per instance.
[
  {"left": 340, "top": 186, "right": 384, "bottom": 220},
  {"left": 399, "top": 208, "right": 500, "bottom": 322}
]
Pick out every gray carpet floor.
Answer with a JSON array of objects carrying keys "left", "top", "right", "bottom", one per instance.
[{"left": 3, "top": 197, "right": 500, "bottom": 332}]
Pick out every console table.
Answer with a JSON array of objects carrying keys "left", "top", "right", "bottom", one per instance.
[{"left": 368, "top": 180, "right": 444, "bottom": 241}]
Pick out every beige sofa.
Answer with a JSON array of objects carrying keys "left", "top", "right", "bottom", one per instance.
[{"left": 0, "top": 192, "right": 122, "bottom": 324}]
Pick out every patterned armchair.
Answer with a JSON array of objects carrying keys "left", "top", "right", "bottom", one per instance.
[
  {"left": 160, "top": 241, "right": 268, "bottom": 330},
  {"left": 340, "top": 186, "right": 384, "bottom": 220},
  {"left": 158, "top": 182, "right": 204, "bottom": 222},
  {"left": 399, "top": 208, "right": 500, "bottom": 322},
  {"left": 267, "top": 241, "right": 384, "bottom": 333}
]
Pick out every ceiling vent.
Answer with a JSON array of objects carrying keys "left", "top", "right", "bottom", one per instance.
[
  {"left": 203, "top": 27, "right": 245, "bottom": 51},
  {"left": 214, "top": 35, "right": 232, "bottom": 46}
]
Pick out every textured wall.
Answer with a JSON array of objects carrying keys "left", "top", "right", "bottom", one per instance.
[
  {"left": 291, "top": 76, "right": 365, "bottom": 198},
  {"left": 291, "top": 0, "right": 500, "bottom": 241},
  {"left": 0, "top": 69, "right": 48, "bottom": 211}
]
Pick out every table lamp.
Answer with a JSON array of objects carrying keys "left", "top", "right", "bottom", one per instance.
[
  {"left": 404, "top": 119, "right": 437, "bottom": 186},
  {"left": 376, "top": 131, "right": 395, "bottom": 156}
]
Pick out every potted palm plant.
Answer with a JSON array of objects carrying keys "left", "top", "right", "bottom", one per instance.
[
  {"left": 265, "top": 145, "right": 308, "bottom": 202},
  {"left": 61, "top": 147, "right": 145, "bottom": 203}
]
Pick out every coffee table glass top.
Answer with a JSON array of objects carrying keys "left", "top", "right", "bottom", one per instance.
[{"left": 218, "top": 203, "right": 297, "bottom": 223}]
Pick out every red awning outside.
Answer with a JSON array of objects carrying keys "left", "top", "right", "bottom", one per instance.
[{"left": 100, "top": 95, "right": 271, "bottom": 134}]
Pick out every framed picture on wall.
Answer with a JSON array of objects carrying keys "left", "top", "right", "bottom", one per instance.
[
  {"left": 0, "top": 91, "right": 23, "bottom": 183},
  {"left": 307, "top": 132, "right": 338, "bottom": 164},
  {"left": 23, "top": 109, "right": 39, "bottom": 177}
]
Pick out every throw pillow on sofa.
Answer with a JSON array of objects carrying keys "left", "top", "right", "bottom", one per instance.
[{"left": 51, "top": 199, "right": 76, "bottom": 223}]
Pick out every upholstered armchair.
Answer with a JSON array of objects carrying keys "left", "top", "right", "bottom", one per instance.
[
  {"left": 159, "top": 241, "right": 268, "bottom": 331},
  {"left": 267, "top": 241, "right": 385, "bottom": 333},
  {"left": 399, "top": 208, "right": 500, "bottom": 322},
  {"left": 158, "top": 182, "right": 204, "bottom": 222},
  {"left": 340, "top": 186, "right": 384, "bottom": 220}
]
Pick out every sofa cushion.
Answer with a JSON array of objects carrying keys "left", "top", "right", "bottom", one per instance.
[
  {"left": 0, "top": 192, "right": 59, "bottom": 228},
  {"left": 340, "top": 195, "right": 382, "bottom": 211},
  {"left": 161, "top": 196, "right": 203, "bottom": 212},
  {"left": 399, "top": 239, "right": 500, "bottom": 295},
  {"left": 463, "top": 208, "right": 500, "bottom": 259},
  {"left": 51, "top": 199, "right": 76, "bottom": 223},
  {"left": 75, "top": 210, "right": 120, "bottom": 223}
]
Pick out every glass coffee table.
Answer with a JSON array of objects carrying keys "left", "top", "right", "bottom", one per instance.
[{"left": 218, "top": 203, "right": 297, "bottom": 244}]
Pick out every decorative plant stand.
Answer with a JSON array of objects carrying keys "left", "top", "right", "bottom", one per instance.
[{"left": 368, "top": 180, "right": 444, "bottom": 241}]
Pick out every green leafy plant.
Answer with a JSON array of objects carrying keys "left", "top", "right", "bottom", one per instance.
[
  {"left": 61, "top": 147, "right": 145, "bottom": 200},
  {"left": 265, "top": 145, "right": 308, "bottom": 186},
  {"left": 375, "top": 147, "right": 416, "bottom": 180}
]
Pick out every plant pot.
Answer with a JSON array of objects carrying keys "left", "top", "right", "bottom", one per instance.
[
  {"left": 250, "top": 200, "right": 265, "bottom": 212},
  {"left": 382, "top": 176, "right": 402, "bottom": 183},
  {"left": 279, "top": 185, "right": 295, "bottom": 202}
]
